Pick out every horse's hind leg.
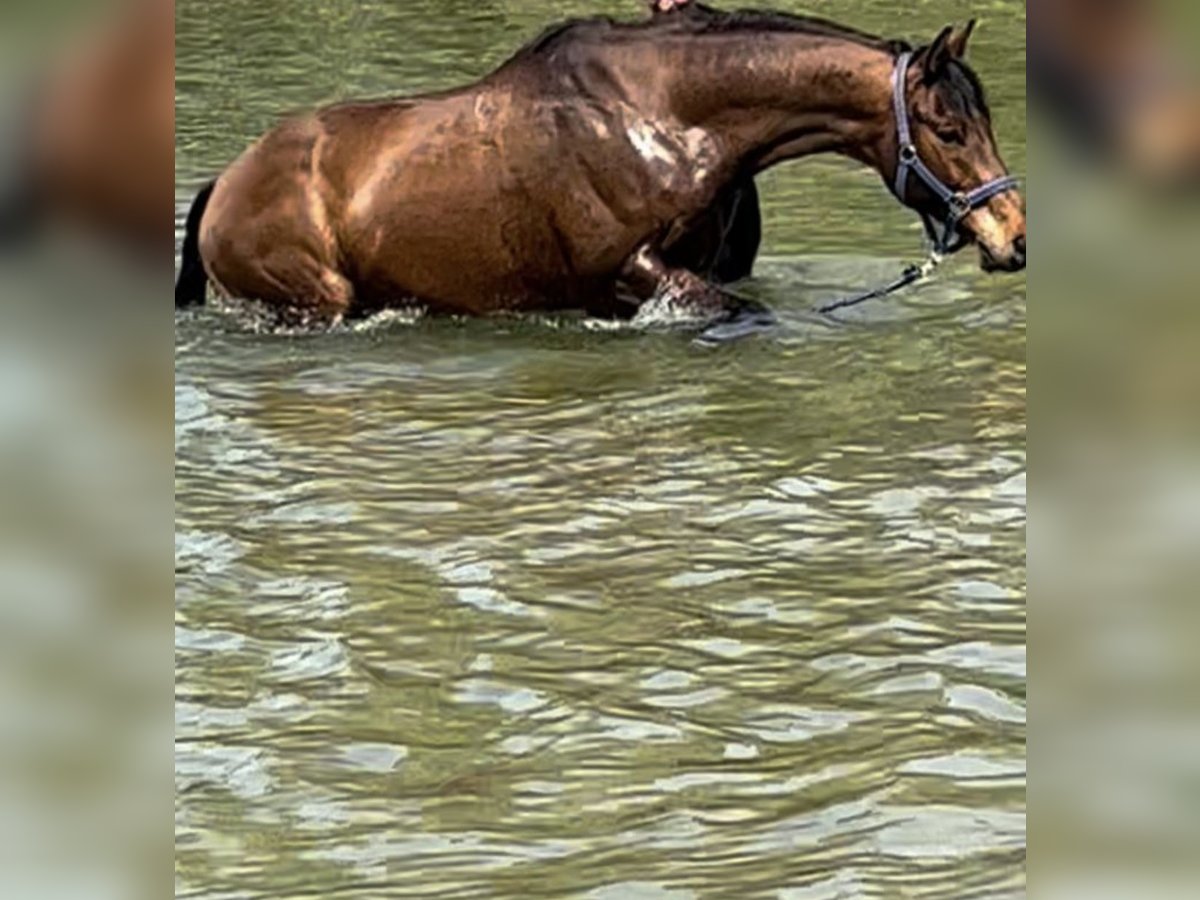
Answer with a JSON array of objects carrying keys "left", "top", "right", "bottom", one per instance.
[
  {"left": 303, "top": 267, "right": 356, "bottom": 326},
  {"left": 210, "top": 247, "right": 355, "bottom": 327},
  {"left": 620, "top": 244, "right": 775, "bottom": 342},
  {"left": 257, "top": 248, "right": 357, "bottom": 326}
]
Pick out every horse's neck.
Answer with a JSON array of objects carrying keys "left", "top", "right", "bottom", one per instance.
[{"left": 660, "top": 35, "right": 897, "bottom": 175}]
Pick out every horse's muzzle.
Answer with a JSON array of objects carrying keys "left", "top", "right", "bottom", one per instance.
[{"left": 980, "top": 234, "right": 1026, "bottom": 273}]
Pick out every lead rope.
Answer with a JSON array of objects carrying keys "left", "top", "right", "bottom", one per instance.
[{"left": 816, "top": 246, "right": 943, "bottom": 315}]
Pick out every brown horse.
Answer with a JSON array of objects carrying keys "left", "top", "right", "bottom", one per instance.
[{"left": 176, "top": 8, "right": 1025, "bottom": 334}]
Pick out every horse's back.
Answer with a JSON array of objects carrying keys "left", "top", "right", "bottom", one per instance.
[{"left": 326, "top": 90, "right": 595, "bottom": 312}]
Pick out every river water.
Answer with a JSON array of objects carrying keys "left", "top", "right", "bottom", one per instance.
[{"left": 175, "top": 1, "right": 1026, "bottom": 896}]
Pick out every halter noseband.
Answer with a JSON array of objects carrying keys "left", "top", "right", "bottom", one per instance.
[{"left": 892, "top": 51, "right": 1021, "bottom": 253}]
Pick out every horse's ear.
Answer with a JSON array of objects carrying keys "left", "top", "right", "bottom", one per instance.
[
  {"left": 948, "top": 19, "right": 977, "bottom": 59},
  {"left": 922, "top": 21, "right": 975, "bottom": 82},
  {"left": 922, "top": 25, "right": 956, "bottom": 83}
]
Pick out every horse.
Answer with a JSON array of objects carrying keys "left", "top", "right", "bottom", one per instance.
[{"left": 175, "top": 7, "right": 1025, "bottom": 336}]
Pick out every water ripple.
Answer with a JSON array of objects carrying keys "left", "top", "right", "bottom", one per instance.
[{"left": 176, "top": 0, "right": 1027, "bottom": 895}]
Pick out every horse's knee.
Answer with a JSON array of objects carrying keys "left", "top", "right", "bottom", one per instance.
[{"left": 254, "top": 252, "right": 353, "bottom": 321}]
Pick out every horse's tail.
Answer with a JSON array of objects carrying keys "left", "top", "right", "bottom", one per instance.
[
  {"left": 0, "top": 170, "right": 38, "bottom": 246},
  {"left": 0, "top": 95, "right": 40, "bottom": 247},
  {"left": 175, "top": 180, "right": 215, "bottom": 308}
]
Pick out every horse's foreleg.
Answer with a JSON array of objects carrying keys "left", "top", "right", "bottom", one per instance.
[
  {"left": 619, "top": 244, "right": 775, "bottom": 341},
  {"left": 662, "top": 179, "right": 762, "bottom": 284},
  {"left": 621, "top": 244, "right": 724, "bottom": 319}
]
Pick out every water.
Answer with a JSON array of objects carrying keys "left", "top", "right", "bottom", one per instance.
[{"left": 176, "top": 1, "right": 1027, "bottom": 896}]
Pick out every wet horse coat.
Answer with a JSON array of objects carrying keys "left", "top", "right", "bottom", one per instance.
[
  {"left": 651, "top": 0, "right": 761, "bottom": 282},
  {"left": 178, "top": 9, "right": 1025, "bottom": 326}
]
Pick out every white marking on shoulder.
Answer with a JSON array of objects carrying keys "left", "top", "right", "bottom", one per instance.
[{"left": 626, "top": 122, "right": 678, "bottom": 167}]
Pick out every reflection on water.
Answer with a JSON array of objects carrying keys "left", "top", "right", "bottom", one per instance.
[{"left": 176, "top": 1, "right": 1026, "bottom": 897}]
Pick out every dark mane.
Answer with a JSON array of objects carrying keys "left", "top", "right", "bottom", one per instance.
[
  {"left": 500, "top": 7, "right": 995, "bottom": 128},
  {"left": 504, "top": 7, "right": 912, "bottom": 67},
  {"left": 661, "top": 7, "right": 907, "bottom": 54},
  {"left": 942, "top": 58, "right": 993, "bottom": 120}
]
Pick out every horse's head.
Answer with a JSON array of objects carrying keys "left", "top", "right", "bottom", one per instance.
[{"left": 899, "top": 22, "right": 1026, "bottom": 272}]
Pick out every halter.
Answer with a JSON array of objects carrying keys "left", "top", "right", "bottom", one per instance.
[
  {"left": 816, "top": 52, "right": 1022, "bottom": 315},
  {"left": 891, "top": 51, "right": 1021, "bottom": 254}
]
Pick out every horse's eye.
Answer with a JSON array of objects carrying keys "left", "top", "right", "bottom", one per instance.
[{"left": 935, "top": 127, "right": 966, "bottom": 146}]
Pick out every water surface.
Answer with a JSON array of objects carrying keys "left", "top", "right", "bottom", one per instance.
[{"left": 176, "top": 2, "right": 1027, "bottom": 896}]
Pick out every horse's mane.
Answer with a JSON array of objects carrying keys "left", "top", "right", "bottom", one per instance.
[
  {"left": 507, "top": 7, "right": 912, "bottom": 67},
  {"left": 500, "top": 8, "right": 1005, "bottom": 123},
  {"left": 663, "top": 7, "right": 907, "bottom": 53},
  {"left": 943, "top": 58, "right": 992, "bottom": 120}
]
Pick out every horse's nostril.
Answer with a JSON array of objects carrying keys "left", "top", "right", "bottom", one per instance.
[{"left": 1014, "top": 235, "right": 1026, "bottom": 258}]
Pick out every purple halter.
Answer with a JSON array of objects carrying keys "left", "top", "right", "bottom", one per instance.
[{"left": 892, "top": 51, "right": 1021, "bottom": 253}]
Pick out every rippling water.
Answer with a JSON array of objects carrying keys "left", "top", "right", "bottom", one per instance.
[{"left": 176, "top": 1, "right": 1027, "bottom": 896}]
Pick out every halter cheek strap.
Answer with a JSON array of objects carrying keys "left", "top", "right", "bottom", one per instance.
[{"left": 892, "top": 51, "right": 1021, "bottom": 252}]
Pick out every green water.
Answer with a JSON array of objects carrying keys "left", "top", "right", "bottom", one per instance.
[{"left": 175, "top": 1, "right": 1027, "bottom": 896}]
